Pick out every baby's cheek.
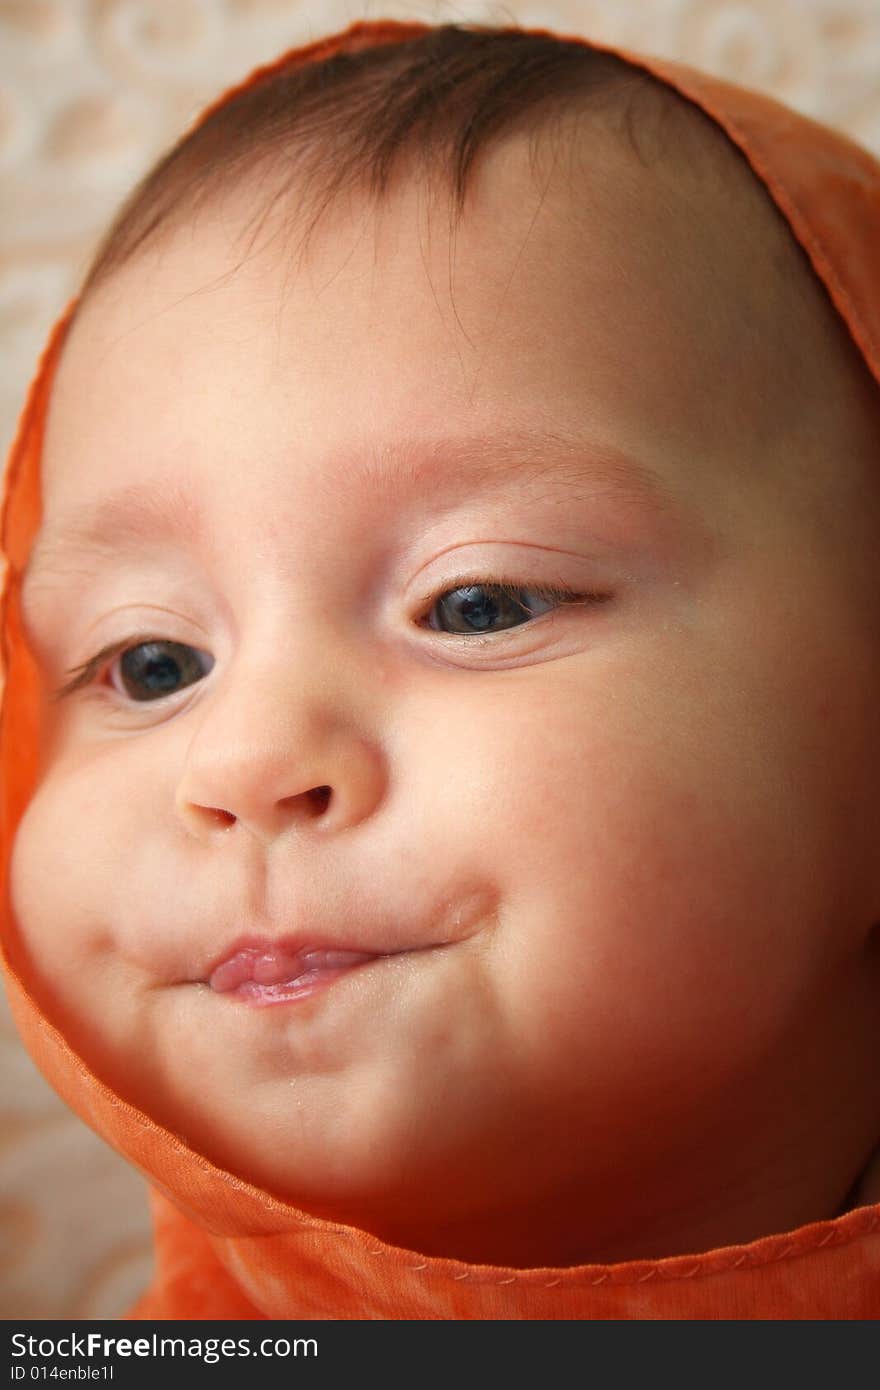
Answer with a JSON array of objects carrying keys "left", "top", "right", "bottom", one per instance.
[
  {"left": 7, "top": 774, "right": 154, "bottom": 1088},
  {"left": 8, "top": 773, "right": 106, "bottom": 986}
]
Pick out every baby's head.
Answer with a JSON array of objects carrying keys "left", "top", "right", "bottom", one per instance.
[{"left": 7, "top": 24, "right": 880, "bottom": 1266}]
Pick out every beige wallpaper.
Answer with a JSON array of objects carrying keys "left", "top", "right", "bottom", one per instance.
[{"left": 2, "top": 0, "right": 880, "bottom": 1320}]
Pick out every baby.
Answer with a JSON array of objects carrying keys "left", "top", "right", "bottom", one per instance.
[{"left": 3, "top": 18, "right": 880, "bottom": 1319}]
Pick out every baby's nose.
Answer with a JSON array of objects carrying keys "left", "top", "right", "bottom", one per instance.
[{"left": 173, "top": 660, "right": 386, "bottom": 844}]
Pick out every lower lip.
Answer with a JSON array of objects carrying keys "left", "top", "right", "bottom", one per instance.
[{"left": 217, "top": 959, "right": 380, "bottom": 1007}]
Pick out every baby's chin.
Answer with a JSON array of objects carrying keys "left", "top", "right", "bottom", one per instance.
[
  {"left": 124, "top": 1031, "right": 873, "bottom": 1268},
  {"left": 12, "top": 961, "right": 857, "bottom": 1267},
  {"left": 27, "top": 981, "right": 604, "bottom": 1261}
]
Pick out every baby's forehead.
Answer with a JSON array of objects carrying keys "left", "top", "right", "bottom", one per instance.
[{"left": 43, "top": 99, "right": 878, "bottom": 531}]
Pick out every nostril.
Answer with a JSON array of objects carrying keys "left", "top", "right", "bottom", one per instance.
[
  {"left": 210, "top": 808, "right": 236, "bottom": 829},
  {"left": 307, "top": 786, "right": 331, "bottom": 814}
]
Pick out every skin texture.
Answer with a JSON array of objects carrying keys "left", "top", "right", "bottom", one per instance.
[{"left": 8, "top": 117, "right": 880, "bottom": 1266}]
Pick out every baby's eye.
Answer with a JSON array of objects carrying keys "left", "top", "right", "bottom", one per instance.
[
  {"left": 52, "top": 638, "right": 214, "bottom": 704},
  {"left": 423, "top": 581, "right": 588, "bottom": 636},
  {"left": 52, "top": 580, "right": 601, "bottom": 703},
  {"left": 110, "top": 641, "right": 214, "bottom": 702}
]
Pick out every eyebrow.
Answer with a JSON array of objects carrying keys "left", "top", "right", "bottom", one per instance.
[{"left": 20, "top": 428, "right": 685, "bottom": 600}]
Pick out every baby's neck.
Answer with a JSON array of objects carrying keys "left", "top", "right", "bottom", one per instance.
[
  {"left": 341, "top": 1106, "right": 880, "bottom": 1267},
  {"left": 845, "top": 1144, "right": 880, "bottom": 1208}
]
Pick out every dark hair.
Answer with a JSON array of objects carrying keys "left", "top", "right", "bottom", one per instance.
[{"left": 71, "top": 19, "right": 705, "bottom": 308}]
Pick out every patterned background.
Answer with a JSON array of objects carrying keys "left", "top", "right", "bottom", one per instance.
[{"left": 2, "top": 0, "right": 880, "bottom": 1320}]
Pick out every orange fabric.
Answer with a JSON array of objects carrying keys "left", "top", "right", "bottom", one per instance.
[{"left": 2, "top": 18, "right": 880, "bottom": 1320}]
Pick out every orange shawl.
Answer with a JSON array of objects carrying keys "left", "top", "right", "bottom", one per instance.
[{"left": 2, "top": 19, "right": 879, "bottom": 1319}]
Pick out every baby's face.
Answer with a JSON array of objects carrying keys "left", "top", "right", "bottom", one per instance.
[{"left": 9, "top": 123, "right": 880, "bottom": 1264}]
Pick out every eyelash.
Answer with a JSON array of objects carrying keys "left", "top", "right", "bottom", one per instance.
[{"left": 49, "top": 574, "right": 605, "bottom": 702}]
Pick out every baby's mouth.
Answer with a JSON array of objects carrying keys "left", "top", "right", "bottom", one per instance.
[
  {"left": 208, "top": 942, "right": 385, "bottom": 1005},
  {"left": 199, "top": 888, "right": 495, "bottom": 1007}
]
